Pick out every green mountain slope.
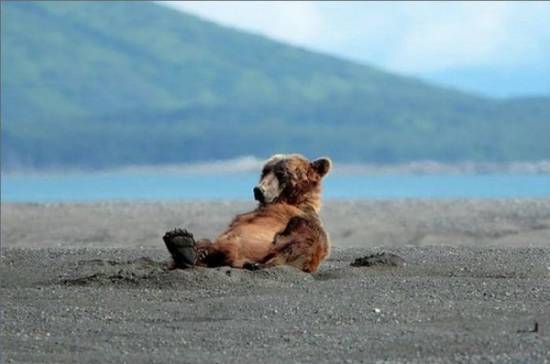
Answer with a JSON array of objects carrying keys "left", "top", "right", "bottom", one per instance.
[{"left": 2, "top": 1, "right": 549, "bottom": 169}]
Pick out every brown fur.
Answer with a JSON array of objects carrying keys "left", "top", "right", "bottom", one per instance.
[{"left": 193, "top": 154, "right": 331, "bottom": 272}]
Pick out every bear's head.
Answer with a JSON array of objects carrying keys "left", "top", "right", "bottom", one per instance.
[{"left": 254, "top": 154, "right": 332, "bottom": 212}]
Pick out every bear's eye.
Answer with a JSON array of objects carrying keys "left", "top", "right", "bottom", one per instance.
[{"left": 274, "top": 169, "right": 288, "bottom": 181}]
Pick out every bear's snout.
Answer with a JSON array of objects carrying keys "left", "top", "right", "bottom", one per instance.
[{"left": 253, "top": 186, "right": 265, "bottom": 203}]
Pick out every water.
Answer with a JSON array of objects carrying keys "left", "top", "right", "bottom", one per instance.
[{"left": 2, "top": 171, "right": 549, "bottom": 202}]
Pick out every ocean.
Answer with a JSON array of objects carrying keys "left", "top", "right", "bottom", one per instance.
[{"left": 2, "top": 171, "right": 549, "bottom": 202}]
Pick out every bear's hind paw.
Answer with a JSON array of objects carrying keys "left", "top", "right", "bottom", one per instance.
[{"left": 163, "top": 228, "right": 197, "bottom": 268}]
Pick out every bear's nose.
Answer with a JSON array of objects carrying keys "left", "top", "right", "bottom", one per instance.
[{"left": 253, "top": 187, "right": 264, "bottom": 202}]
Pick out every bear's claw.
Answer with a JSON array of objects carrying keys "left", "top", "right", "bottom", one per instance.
[{"left": 163, "top": 228, "right": 197, "bottom": 268}]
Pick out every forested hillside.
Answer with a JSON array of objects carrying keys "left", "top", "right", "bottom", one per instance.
[{"left": 2, "top": 1, "right": 549, "bottom": 170}]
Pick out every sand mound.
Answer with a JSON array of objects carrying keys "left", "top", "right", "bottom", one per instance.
[
  {"left": 60, "top": 257, "right": 314, "bottom": 289},
  {"left": 350, "top": 252, "right": 406, "bottom": 267}
]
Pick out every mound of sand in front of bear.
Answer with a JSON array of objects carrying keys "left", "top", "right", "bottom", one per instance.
[
  {"left": 60, "top": 256, "right": 315, "bottom": 289},
  {"left": 58, "top": 249, "right": 410, "bottom": 288}
]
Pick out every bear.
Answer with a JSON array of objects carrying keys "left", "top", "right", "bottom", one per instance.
[{"left": 163, "top": 154, "right": 332, "bottom": 273}]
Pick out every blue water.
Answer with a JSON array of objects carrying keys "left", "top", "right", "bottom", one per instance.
[{"left": 2, "top": 172, "right": 549, "bottom": 202}]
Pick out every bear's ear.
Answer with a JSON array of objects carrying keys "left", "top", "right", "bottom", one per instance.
[{"left": 311, "top": 157, "right": 332, "bottom": 177}]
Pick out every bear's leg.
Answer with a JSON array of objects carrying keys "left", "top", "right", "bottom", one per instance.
[
  {"left": 261, "top": 217, "right": 329, "bottom": 273},
  {"left": 163, "top": 229, "right": 230, "bottom": 268},
  {"left": 197, "top": 242, "right": 234, "bottom": 268},
  {"left": 212, "top": 249, "right": 251, "bottom": 269},
  {"left": 163, "top": 229, "right": 251, "bottom": 269}
]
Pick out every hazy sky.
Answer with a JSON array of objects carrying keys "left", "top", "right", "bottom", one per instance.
[{"left": 161, "top": 1, "right": 550, "bottom": 76}]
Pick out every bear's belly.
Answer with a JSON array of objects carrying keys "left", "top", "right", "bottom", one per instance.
[
  {"left": 218, "top": 217, "right": 289, "bottom": 261},
  {"left": 238, "top": 222, "right": 283, "bottom": 260}
]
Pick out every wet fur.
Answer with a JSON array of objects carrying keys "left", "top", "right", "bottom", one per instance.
[{"left": 193, "top": 154, "right": 331, "bottom": 272}]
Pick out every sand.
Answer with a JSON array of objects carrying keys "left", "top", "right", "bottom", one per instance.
[{"left": 1, "top": 200, "right": 550, "bottom": 363}]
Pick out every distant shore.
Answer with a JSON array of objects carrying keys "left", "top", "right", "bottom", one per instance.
[
  {"left": 336, "top": 159, "right": 550, "bottom": 175},
  {"left": 3, "top": 158, "right": 550, "bottom": 176}
]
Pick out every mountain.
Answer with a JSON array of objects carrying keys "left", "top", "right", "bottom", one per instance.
[
  {"left": 1, "top": 1, "right": 549, "bottom": 170},
  {"left": 422, "top": 65, "right": 550, "bottom": 98}
]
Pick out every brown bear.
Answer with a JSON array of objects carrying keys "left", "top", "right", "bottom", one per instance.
[{"left": 163, "top": 154, "right": 332, "bottom": 273}]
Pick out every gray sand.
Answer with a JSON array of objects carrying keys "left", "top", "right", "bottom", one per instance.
[
  {"left": 2, "top": 200, "right": 550, "bottom": 363},
  {"left": 3, "top": 199, "right": 550, "bottom": 249}
]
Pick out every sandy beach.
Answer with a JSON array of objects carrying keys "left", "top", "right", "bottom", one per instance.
[{"left": 1, "top": 200, "right": 550, "bottom": 363}]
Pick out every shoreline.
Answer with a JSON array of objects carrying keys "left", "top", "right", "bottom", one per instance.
[{"left": 3, "top": 158, "right": 550, "bottom": 176}]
